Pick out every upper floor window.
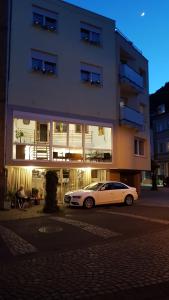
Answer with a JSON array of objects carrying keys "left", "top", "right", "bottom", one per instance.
[
  {"left": 31, "top": 50, "right": 57, "bottom": 75},
  {"left": 158, "top": 142, "right": 165, "bottom": 153},
  {"left": 134, "top": 138, "right": 144, "bottom": 156},
  {"left": 166, "top": 142, "right": 169, "bottom": 152},
  {"left": 80, "top": 63, "right": 102, "bottom": 86},
  {"left": 54, "top": 122, "right": 68, "bottom": 133},
  {"left": 80, "top": 22, "right": 101, "bottom": 46},
  {"left": 157, "top": 104, "right": 165, "bottom": 115},
  {"left": 139, "top": 104, "right": 145, "bottom": 114},
  {"left": 32, "top": 6, "right": 57, "bottom": 32},
  {"left": 75, "top": 124, "right": 82, "bottom": 133},
  {"left": 156, "top": 120, "right": 167, "bottom": 132}
]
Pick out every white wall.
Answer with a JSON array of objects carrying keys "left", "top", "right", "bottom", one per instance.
[{"left": 8, "top": 0, "right": 117, "bottom": 120}]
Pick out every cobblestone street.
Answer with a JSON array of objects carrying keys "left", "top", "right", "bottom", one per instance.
[
  {"left": 1, "top": 188, "right": 169, "bottom": 299},
  {"left": 1, "top": 227, "right": 169, "bottom": 299}
]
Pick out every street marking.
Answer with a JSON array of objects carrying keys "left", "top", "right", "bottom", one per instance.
[
  {"left": 0, "top": 225, "right": 37, "bottom": 256},
  {"left": 50, "top": 216, "right": 120, "bottom": 238},
  {"left": 99, "top": 210, "right": 169, "bottom": 225}
]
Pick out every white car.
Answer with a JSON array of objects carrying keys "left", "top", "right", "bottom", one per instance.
[{"left": 64, "top": 181, "right": 138, "bottom": 208}]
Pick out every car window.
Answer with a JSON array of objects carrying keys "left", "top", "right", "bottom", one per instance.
[
  {"left": 103, "top": 183, "right": 128, "bottom": 190},
  {"left": 112, "top": 183, "right": 128, "bottom": 189},
  {"left": 83, "top": 182, "right": 103, "bottom": 191},
  {"left": 103, "top": 183, "right": 116, "bottom": 190}
]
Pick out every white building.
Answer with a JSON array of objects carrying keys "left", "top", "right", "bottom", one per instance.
[{"left": 0, "top": 0, "right": 150, "bottom": 207}]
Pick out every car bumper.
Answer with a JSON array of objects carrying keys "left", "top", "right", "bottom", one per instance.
[{"left": 64, "top": 196, "right": 83, "bottom": 207}]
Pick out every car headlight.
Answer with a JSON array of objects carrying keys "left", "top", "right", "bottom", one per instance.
[{"left": 72, "top": 195, "right": 82, "bottom": 200}]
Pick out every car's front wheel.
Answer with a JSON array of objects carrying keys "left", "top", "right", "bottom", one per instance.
[
  {"left": 124, "top": 195, "right": 133, "bottom": 206},
  {"left": 83, "top": 197, "right": 94, "bottom": 209}
]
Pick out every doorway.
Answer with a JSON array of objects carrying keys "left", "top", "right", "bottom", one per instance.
[{"left": 36, "top": 122, "right": 49, "bottom": 143}]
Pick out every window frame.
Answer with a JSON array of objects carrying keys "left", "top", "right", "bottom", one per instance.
[
  {"left": 80, "top": 63, "right": 102, "bottom": 86},
  {"left": 32, "top": 6, "right": 58, "bottom": 32},
  {"left": 31, "top": 50, "right": 57, "bottom": 75},
  {"left": 80, "top": 22, "right": 101, "bottom": 46},
  {"left": 54, "top": 122, "right": 68, "bottom": 133},
  {"left": 134, "top": 138, "right": 144, "bottom": 156}
]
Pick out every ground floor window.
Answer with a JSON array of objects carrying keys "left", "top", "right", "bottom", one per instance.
[{"left": 7, "top": 167, "right": 108, "bottom": 204}]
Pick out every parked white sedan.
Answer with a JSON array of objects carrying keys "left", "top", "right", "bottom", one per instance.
[{"left": 64, "top": 181, "right": 138, "bottom": 208}]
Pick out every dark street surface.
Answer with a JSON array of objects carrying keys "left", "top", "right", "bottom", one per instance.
[{"left": 1, "top": 188, "right": 169, "bottom": 299}]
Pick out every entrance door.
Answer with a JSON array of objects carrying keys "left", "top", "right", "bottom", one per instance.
[{"left": 36, "top": 122, "right": 49, "bottom": 142}]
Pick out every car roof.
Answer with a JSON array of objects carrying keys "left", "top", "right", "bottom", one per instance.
[{"left": 91, "top": 181, "right": 128, "bottom": 185}]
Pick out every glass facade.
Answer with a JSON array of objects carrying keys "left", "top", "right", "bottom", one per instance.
[
  {"left": 7, "top": 166, "right": 108, "bottom": 203},
  {"left": 13, "top": 118, "right": 112, "bottom": 162}
]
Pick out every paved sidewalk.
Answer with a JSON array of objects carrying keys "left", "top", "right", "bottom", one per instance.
[
  {"left": 0, "top": 187, "right": 169, "bottom": 221},
  {"left": 140, "top": 187, "right": 169, "bottom": 207},
  {"left": 0, "top": 204, "right": 47, "bottom": 221}
]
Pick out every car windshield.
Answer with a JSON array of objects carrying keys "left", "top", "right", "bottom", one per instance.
[{"left": 83, "top": 182, "right": 103, "bottom": 191}]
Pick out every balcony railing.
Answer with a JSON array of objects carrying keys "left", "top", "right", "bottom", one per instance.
[
  {"left": 120, "top": 105, "right": 144, "bottom": 130},
  {"left": 120, "top": 64, "right": 144, "bottom": 91}
]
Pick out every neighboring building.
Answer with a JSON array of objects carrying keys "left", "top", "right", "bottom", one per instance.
[
  {"left": 0, "top": 0, "right": 150, "bottom": 208},
  {"left": 150, "top": 82, "right": 169, "bottom": 178}
]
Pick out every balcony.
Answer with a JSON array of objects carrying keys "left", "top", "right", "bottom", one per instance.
[
  {"left": 120, "top": 105, "right": 144, "bottom": 130},
  {"left": 120, "top": 64, "right": 144, "bottom": 93}
]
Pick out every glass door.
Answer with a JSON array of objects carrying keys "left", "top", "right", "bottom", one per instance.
[{"left": 36, "top": 122, "right": 49, "bottom": 143}]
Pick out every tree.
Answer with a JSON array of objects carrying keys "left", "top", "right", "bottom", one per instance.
[
  {"left": 151, "top": 160, "right": 159, "bottom": 191},
  {"left": 43, "top": 170, "right": 59, "bottom": 213}
]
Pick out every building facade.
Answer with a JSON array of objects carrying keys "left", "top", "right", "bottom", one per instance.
[
  {"left": 0, "top": 0, "right": 150, "bottom": 208},
  {"left": 150, "top": 83, "right": 169, "bottom": 179}
]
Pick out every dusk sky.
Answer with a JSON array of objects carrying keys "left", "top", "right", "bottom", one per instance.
[{"left": 65, "top": 0, "right": 169, "bottom": 94}]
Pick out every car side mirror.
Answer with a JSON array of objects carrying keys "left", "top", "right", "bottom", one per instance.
[{"left": 100, "top": 186, "right": 106, "bottom": 191}]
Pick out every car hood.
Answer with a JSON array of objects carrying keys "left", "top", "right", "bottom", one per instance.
[{"left": 65, "top": 189, "right": 93, "bottom": 196}]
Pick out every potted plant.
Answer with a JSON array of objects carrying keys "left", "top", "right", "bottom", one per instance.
[
  {"left": 4, "top": 191, "right": 14, "bottom": 210},
  {"left": 16, "top": 129, "right": 24, "bottom": 143}
]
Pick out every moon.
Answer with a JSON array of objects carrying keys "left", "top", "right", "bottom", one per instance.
[{"left": 140, "top": 12, "right": 145, "bottom": 17}]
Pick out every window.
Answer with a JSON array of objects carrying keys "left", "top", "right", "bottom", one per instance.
[
  {"left": 92, "top": 72, "right": 101, "bottom": 84},
  {"left": 44, "top": 61, "right": 56, "bottom": 74},
  {"left": 81, "top": 70, "right": 90, "bottom": 82},
  {"left": 158, "top": 142, "right": 165, "bottom": 153},
  {"left": 84, "top": 125, "right": 89, "bottom": 134},
  {"left": 139, "top": 104, "right": 145, "bottom": 114},
  {"left": 33, "top": 13, "right": 43, "bottom": 26},
  {"left": 75, "top": 124, "right": 82, "bottom": 133},
  {"left": 32, "top": 58, "right": 42, "bottom": 71},
  {"left": 81, "top": 28, "right": 90, "bottom": 41},
  {"left": 166, "top": 142, "right": 169, "bottom": 152},
  {"left": 13, "top": 117, "right": 112, "bottom": 162},
  {"left": 156, "top": 120, "right": 166, "bottom": 132},
  {"left": 134, "top": 138, "right": 144, "bottom": 155},
  {"left": 80, "top": 63, "right": 102, "bottom": 86},
  {"left": 80, "top": 22, "right": 101, "bottom": 46},
  {"left": 45, "top": 17, "right": 57, "bottom": 31},
  {"left": 32, "top": 6, "right": 57, "bottom": 32},
  {"left": 98, "top": 127, "right": 104, "bottom": 136},
  {"left": 157, "top": 104, "right": 165, "bottom": 115},
  {"left": 55, "top": 122, "right": 68, "bottom": 133},
  {"left": 31, "top": 50, "right": 57, "bottom": 75},
  {"left": 75, "top": 124, "right": 89, "bottom": 133}
]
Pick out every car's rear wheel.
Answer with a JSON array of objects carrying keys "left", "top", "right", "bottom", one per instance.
[
  {"left": 83, "top": 197, "right": 94, "bottom": 209},
  {"left": 124, "top": 195, "right": 133, "bottom": 206}
]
